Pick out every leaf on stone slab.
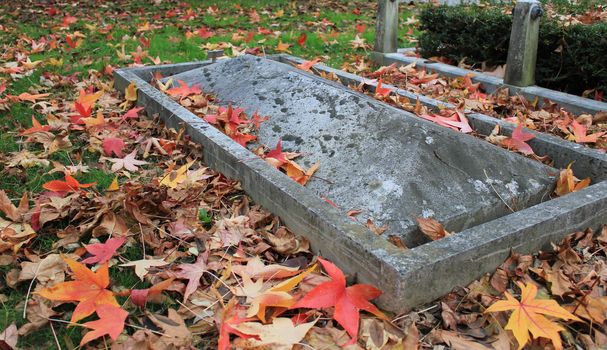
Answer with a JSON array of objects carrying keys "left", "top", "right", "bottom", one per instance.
[
  {"left": 555, "top": 164, "right": 590, "bottom": 197},
  {"left": 416, "top": 217, "right": 451, "bottom": 241}
]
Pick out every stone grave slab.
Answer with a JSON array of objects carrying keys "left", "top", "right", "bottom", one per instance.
[
  {"left": 114, "top": 58, "right": 607, "bottom": 313},
  {"left": 165, "top": 55, "right": 556, "bottom": 247}
]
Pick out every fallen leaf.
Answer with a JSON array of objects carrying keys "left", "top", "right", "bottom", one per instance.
[
  {"left": 232, "top": 317, "right": 316, "bottom": 349},
  {"left": 291, "top": 257, "right": 386, "bottom": 345},
  {"left": 36, "top": 257, "right": 119, "bottom": 322},
  {"left": 81, "top": 237, "right": 126, "bottom": 264},
  {"left": 555, "top": 164, "right": 590, "bottom": 197},
  {"left": 42, "top": 173, "right": 96, "bottom": 193},
  {"left": 502, "top": 124, "right": 535, "bottom": 155},
  {"left": 131, "top": 278, "right": 174, "bottom": 307},
  {"left": 416, "top": 217, "right": 451, "bottom": 240},
  {"left": 80, "top": 304, "right": 128, "bottom": 346},
  {"left": 106, "top": 150, "right": 148, "bottom": 172},
  {"left": 173, "top": 251, "right": 208, "bottom": 302},
  {"left": 233, "top": 256, "right": 300, "bottom": 281},
  {"left": 120, "top": 258, "right": 167, "bottom": 280},
  {"left": 485, "top": 282, "right": 581, "bottom": 350}
]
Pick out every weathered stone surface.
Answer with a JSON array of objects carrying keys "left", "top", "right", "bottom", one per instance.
[{"left": 166, "top": 55, "right": 556, "bottom": 247}]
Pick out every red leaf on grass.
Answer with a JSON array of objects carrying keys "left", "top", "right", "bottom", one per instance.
[
  {"left": 355, "top": 23, "right": 366, "bottom": 34},
  {"left": 102, "top": 137, "right": 125, "bottom": 157},
  {"left": 81, "top": 237, "right": 126, "bottom": 265},
  {"left": 291, "top": 257, "right": 386, "bottom": 345},
  {"left": 80, "top": 305, "right": 128, "bottom": 346},
  {"left": 297, "top": 33, "right": 307, "bottom": 47},
  {"left": 502, "top": 124, "right": 536, "bottom": 155},
  {"left": 42, "top": 174, "right": 96, "bottom": 193},
  {"left": 20, "top": 116, "right": 51, "bottom": 135}
]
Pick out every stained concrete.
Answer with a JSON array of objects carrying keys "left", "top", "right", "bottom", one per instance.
[{"left": 165, "top": 55, "right": 556, "bottom": 247}]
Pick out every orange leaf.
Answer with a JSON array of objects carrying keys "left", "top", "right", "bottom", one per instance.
[
  {"left": 416, "top": 217, "right": 451, "bottom": 240},
  {"left": 296, "top": 58, "right": 320, "bottom": 72},
  {"left": 166, "top": 80, "right": 202, "bottom": 98},
  {"left": 20, "top": 115, "right": 51, "bottom": 135},
  {"left": 571, "top": 120, "right": 605, "bottom": 144},
  {"left": 375, "top": 78, "right": 392, "bottom": 98},
  {"left": 554, "top": 164, "right": 590, "bottom": 197},
  {"left": 36, "top": 257, "right": 118, "bottom": 322},
  {"left": 485, "top": 282, "right": 580, "bottom": 350},
  {"left": 80, "top": 305, "right": 128, "bottom": 346},
  {"left": 42, "top": 173, "right": 96, "bottom": 193}
]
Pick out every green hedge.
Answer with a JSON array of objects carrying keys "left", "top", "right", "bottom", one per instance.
[{"left": 418, "top": 6, "right": 607, "bottom": 98}]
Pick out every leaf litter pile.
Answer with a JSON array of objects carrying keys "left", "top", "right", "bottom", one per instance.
[{"left": 0, "top": 0, "right": 606, "bottom": 349}]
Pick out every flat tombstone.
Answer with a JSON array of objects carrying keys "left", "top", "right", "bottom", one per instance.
[{"left": 165, "top": 55, "right": 555, "bottom": 248}]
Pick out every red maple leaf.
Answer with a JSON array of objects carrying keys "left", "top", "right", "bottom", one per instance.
[
  {"left": 296, "top": 58, "right": 320, "bottom": 72},
  {"left": 81, "top": 237, "right": 126, "bottom": 265},
  {"left": 265, "top": 139, "right": 288, "bottom": 167},
  {"left": 80, "top": 305, "right": 128, "bottom": 346},
  {"left": 196, "top": 27, "right": 214, "bottom": 39},
  {"left": 502, "top": 124, "right": 536, "bottom": 155},
  {"left": 375, "top": 78, "right": 392, "bottom": 98},
  {"left": 291, "top": 257, "right": 386, "bottom": 344},
  {"left": 20, "top": 115, "right": 51, "bottom": 135},
  {"left": 231, "top": 132, "right": 257, "bottom": 147},
  {"left": 355, "top": 23, "right": 366, "bottom": 34},
  {"left": 42, "top": 173, "right": 96, "bottom": 193},
  {"left": 166, "top": 80, "right": 202, "bottom": 98},
  {"left": 102, "top": 137, "right": 125, "bottom": 157},
  {"left": 217, "top": 301, "right": 259, "bottom": 350},
  {"left": 251, "top": 112, "right": 269, "bottom": 128},
  {"left": 571, "top": 120, "right": 605, "bottom": 143},
  {"left": 297, "top": 33, "right": 307, "bottom": 47},
  {"left": 120, "top": 106, "right": 144, "bottom": 122}
]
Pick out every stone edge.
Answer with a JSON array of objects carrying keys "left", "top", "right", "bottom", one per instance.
[
  {"left": 274, "top": 54, "right": 607, "bottom": 182},
  {"left": 374, "top": 49, "right": 607, "bottom": 116},
  {"left": 114, "top": 60, "right": 607, "bottom": 312}
]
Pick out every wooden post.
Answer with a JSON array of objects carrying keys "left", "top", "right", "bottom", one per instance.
[
  {"left": 504, "top": 0, "right": 543, "bottom": 87},
  {"left": 374, "top": 0, "right": 399, "bottom": 54}
]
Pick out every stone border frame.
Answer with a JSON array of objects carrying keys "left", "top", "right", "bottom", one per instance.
[
  {"left": 275, "top": 54, "right": 607, "bottom": 182},
  {"left": 114, "top": 58, "right": 607, "bottom": 313}
]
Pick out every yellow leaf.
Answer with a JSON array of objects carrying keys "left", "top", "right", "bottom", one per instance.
[
  {"left": 271, "top": 263, "right": 316, "bottom": 292},
  {"left": 124, "top": 82, "right": 138, "bottom": 102},
  {"left": 107, "top": 177, "right": 119, "bottom": 191},
  {"left": 276, "top": 41, "right": 291, "bottom": 53},
  {"left": 159, "top": 161, "right": 195, "bottom": 189},
  {"left": 485, "top": 282, "right": 580, "bottom": 350}
]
